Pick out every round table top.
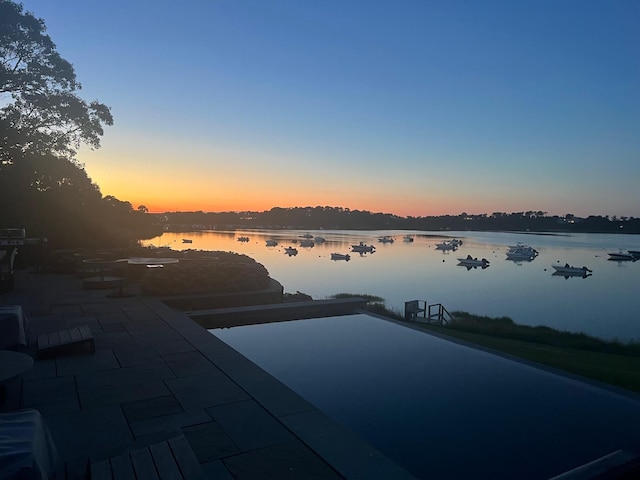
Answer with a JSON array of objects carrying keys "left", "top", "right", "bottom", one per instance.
[{"left": 0, "top": 350, "right": 33, "bottom": 383}]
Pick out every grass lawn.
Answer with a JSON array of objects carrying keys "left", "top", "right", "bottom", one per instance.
[
  {"left": 420, "top": 325, "right": 640, "bottom": 394},
  {"left": 333, "top": 295, "right": 640, "bottom": 395}
]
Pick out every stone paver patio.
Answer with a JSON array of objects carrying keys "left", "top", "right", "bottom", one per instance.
[{"left": 1, "top": 269, "right": 415, "bottom": 479}]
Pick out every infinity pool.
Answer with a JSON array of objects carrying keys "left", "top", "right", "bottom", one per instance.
[{"left": 212, "top": 314, "right": 640, "bottom": 479}]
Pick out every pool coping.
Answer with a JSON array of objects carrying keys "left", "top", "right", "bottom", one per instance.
[{"left": 145, "top": 298, "right": 417, "bottom": 479}]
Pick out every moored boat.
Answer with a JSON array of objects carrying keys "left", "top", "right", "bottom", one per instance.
[
  {"left": 265, "top": 239, "right": 278, "bottom": 247},
  {"left": 237, "top": 236, "right": 250, "bottom": 242},
  {"left": 457, "top": 255, "right": 490, "bottom": 268},
  {"left": 299, "top": 239, "right": 315, "bottom": 247},
  {"left": 284, "top": 246, "right": 298, "bottom": 256},
  {"left": 351, "top": 242, "right": 376, "bottom": 253},
  {"left": 435, "top": 241, "right": 457, "bottom": 251},
  {"left": 608, "top": 250, "right": 635, "bottom": 261},
  {"left": 330, "top": 253, "right": 350, "bottom": 261},
  {"left": 403, "top": 236, "right": 414, "bottom": 242},
  {"left": 182, "top": 238, "right": 192, "bottom": 244},
  {"left": 506, "top": 251, "right": 537, "bottom": 261},
  {"left": 378, "top": 236, "right": 394, "bottom": 243},
  {"left": 552, "top": 264, "right": 592, "bottom": 275},
  {"left": 506, "top": 243, "right": 538, "bottom": 260}
]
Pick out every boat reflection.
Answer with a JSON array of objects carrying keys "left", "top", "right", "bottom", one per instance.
[{"left": 552, "top": 271, "right": 592, "bottom": 279}]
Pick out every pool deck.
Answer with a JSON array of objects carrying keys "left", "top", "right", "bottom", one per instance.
[{"left": 1, "top": 269, "right": 416, "bottom": 479}]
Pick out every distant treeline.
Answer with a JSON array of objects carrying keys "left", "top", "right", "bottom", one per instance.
[{"left": 157, "top": 207, "right": 640, "bottom": 234}]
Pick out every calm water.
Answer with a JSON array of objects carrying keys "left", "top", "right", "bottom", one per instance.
[
  {"left": 212, "top": 314, "right": 640, "bottom": 479},
  {"left": 143, "top": 229, "right": 640, "bottom": 340}
]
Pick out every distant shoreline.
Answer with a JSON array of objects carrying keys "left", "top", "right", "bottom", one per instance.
[{"left": 152, "top": 208, "right": 640, "bottom": 236}]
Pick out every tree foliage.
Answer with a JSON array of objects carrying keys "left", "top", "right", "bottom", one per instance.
[
  {"left": 159, "top": 206, "right": 640, "bottom": 234},
  {"left": 0, "top": 0, "right": 113, "bottom": 163},
  {"left": 0, "top": 1, "right": 160, "bottom": 248}
]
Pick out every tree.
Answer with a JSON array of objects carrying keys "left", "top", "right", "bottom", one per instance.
[
  {"left": 0, "top": 0, "right": 113, "bottom": 164},
  {"left": 0, "top": 1, "right": 133, "bottom": 247}
]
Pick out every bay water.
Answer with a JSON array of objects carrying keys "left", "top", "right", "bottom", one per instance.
[{"left": 143, "top": 230, "right": 640, "bottom": 341}]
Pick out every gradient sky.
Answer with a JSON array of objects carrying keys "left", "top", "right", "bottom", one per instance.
[{"left": 18, "top": 0, "right": 640, "bottom": 217}]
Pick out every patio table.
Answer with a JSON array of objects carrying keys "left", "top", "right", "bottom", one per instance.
[{"left": 0, "top": 351, "right": 33, "bottom": 384}]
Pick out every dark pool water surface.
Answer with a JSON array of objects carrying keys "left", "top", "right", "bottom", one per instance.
[{"left": 213, "top": 314, "right": 640, "bottom": 479}]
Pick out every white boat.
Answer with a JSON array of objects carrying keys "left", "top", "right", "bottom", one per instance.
[
  {"left": 378, "top": 236, "right": 394, "bottom": 243},
  {"left": 506, "top": 243, "right": 538, "bottom": 260},
  {"left": 237, "top": 236, "right": 250, "bottom": 242},
  {"left": 351, "top": 242, "right": 376, "bottom": 253},
  {"left": 330, "top": 253, "right": 350, "bottom": 261},
  {"left": 552, "top": 264, "right": 592, "bottom": 276},
  {"left": 507, "top": 243, "right": 537, "bottom": 253},
  {"left": 435, "top": 241, "right": 457, "bottom": 251},
  {"left": 265, "top": 239, "right": 278, "bottom": 247},
  {"left": 608, "top": 250, "right": 636, "bottom": 261},
  {"left": 506, "top": 251, "right": 537, "bottom": 261},
  {"left": 403, "top": 236, "right": 414, "bottom": 242},
  {"left": 299, "top": 239, "right": 315, "bottom": 247},
  {"left": 284, "top": 247, "right": 298, "bottom": 256},
  {"left": 457, "top": 256, "right": 490, "bottom": 268}
]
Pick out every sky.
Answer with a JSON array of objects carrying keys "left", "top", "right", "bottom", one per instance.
[{"left": 17, "top": 0, "right": 640, "bottom": 218}]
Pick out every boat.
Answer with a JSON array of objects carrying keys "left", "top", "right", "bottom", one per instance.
[
  {"left": 506, "top": 250, "right": 537, "bottom": 261},
  {"left": 299, "top": 233, "right": 313, "bottom": 239},
  {"left": 435, "top": 241, "right": 457, "bottom": 251},
  {"left": 552, "top": 264, "right": 593, "bottom": 276},
  {"left": 181, "top": 239, "right": 192, "bottom": 244},
  {"left": 237, "top": 236, "right": 250, "bottom": 242},
  {"left": 378, "top": 236, "right": 394, "bottom": 243},
  {"left": 330, "top": 253, "right": 350, "bottom": 261},
  {"left": 506, "top": 243, "right": 538, "bottom": 260},
  {"left": 457, "top": 255, "right": 490, "bottom": 268},
  {"left": 265, "top": 239, "right": 278, "bottom": 247},
  {"left": 508, "top": 242, "right": 533, "bottom": 250},
  {"left": 608, "top": 250, "right": 636, "bottom": 261},
  {"left": 314, "top": 236, "right": 326, "bottom": 243},
  {"left": 629, "top": 250, "right": 640, "bottom": 259},
  {"left": 284, "top": 247, "right": 298, "bottom": 256},
  {"left": 299, "top": 239, "right": 315, "bottom": 247},
  {"left": 403, "top": 236, "right": 414, "bottom": 242},
  {"left": 351, "top": 242, "right": 376, "bottom": 253}
]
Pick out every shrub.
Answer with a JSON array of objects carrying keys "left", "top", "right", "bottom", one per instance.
[{"left": 139, "top": 251, "right": 270, "bottom": 296}]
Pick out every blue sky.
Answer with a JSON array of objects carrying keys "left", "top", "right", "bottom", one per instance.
[{"left": 17, "top": 0, "right": 640, "bottom": 217}]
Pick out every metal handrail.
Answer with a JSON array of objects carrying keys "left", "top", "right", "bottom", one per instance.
[
  {"left": 405, "top": 300, "right": 454, "bottom": 325},
  {"left": 427, "top": 303, "right": 454, "bottom": 325}
]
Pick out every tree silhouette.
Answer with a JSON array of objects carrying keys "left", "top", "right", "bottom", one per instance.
[
  {"left": 0, "top": 1, "right": 161, "bottom": 248},
  {"left": 0, "top": 0, "right": 113, "bottom": 162}
]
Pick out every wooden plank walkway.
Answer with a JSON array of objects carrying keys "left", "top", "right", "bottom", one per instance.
[{"left": 90, "top": 436, "right": 207, "bottom": 480}]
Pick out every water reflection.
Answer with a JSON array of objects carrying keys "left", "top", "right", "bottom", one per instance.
[
  {"left": 213, "top": 314, "right": 640, "bottom": 479},
  {"left": 144, "top": 230, "right": 640, "bottom": 340},
  {"left": 552, "top": 271, "right": 592, "bottom": 279}
]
